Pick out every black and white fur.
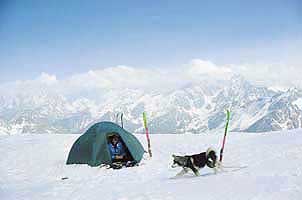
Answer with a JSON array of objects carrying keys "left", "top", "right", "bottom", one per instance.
[{"left": 171, "top": 147, "right": 221, "bottom": 176}]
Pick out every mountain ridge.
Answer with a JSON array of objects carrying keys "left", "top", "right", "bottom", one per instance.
[{"left": 0, "top": 75, "right": 301, "bottom": 134}]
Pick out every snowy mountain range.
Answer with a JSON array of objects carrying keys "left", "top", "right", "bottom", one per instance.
[{"left": 0, "top": 75, "right": 302, "bottom": 134}]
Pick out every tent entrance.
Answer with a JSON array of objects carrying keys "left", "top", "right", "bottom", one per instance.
[{"left": 107, "top": 133, "right": 134, "bottom": 163}]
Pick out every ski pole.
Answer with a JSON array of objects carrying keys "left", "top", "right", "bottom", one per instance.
[
  {"left": 116, "top": 113, "right": 119, "bottom": 124},
  {"left": 143, "top": 112, "right": 152, "bottom": 157},
  {"left": 120, "top": 113, "right": 124, "bottom": 128},
  {"left": 219, "top": 110, "right": 231, "bottom": 163}
]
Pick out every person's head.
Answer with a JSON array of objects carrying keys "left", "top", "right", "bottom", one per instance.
[{"left": 111, "top": 135, "right": 119, "bottom": 145}]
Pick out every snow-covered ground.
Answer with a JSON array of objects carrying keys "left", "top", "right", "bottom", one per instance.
[{"left": 1, "top": 130, "right": 302, "bottom": 200}]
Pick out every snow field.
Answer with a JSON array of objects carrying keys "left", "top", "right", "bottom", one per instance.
[{"left": 1, "top": 130, "right": 302, "bottom": 200}]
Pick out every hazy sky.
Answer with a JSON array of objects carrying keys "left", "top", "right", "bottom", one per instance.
[{"left": 0, "top": 0, "right": 301, "bottom": 84}]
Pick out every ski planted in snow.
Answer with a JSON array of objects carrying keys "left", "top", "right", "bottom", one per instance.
[
  {"left": 143, "top": 112, "right": 152, "bottom": 157},
  {"left": 219, "top": 110, "right": 231, "bottom": 163}
]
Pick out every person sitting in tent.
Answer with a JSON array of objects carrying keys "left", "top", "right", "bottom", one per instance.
[{"left": 108, "top": 135, "right": 126, "bottom": 162}]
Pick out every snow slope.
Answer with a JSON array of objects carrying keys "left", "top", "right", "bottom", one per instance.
[{"left": 1, "top": 130, "right": 302, "bottom": 200}]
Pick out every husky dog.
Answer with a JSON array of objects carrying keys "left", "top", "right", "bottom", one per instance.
[{"left": 171, "top": 147, "right": 220, "bottom": 176}]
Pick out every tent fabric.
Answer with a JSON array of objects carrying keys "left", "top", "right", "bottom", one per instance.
[{"left": 66, "top": 121, "right": 145, "bottom": 167}]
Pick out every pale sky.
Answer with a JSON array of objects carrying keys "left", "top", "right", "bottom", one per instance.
[{"left": 0, "top": 0, "right": 301, "bottom": 87}]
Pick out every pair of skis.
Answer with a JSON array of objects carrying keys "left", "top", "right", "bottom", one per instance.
[{"left": 142, "top": 110, "right": 230, "bottom": 161}]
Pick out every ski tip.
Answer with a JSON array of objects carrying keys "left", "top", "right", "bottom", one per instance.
[
  {"left": 226, "top": 109, "right": 231, "bottom": 120},
  {"left": 143, "top": 112, "right": 148, "bottom": 127}
]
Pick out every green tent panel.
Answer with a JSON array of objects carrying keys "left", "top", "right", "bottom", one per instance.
[{"left": 66, "top": 121, "right": 145, "bottom": 166}]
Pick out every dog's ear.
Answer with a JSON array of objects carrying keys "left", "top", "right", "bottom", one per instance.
[{"left": 172, "top": 154, "right": 176, "bottom": 158}]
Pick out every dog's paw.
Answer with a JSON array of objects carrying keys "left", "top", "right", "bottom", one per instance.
[{"left": 194, "top": 171, "right": 200, "bottom": 176}]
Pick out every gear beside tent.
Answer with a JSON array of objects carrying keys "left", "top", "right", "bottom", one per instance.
[{"left": 66, "top": 121, "right": 145, "bottom": 167}]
